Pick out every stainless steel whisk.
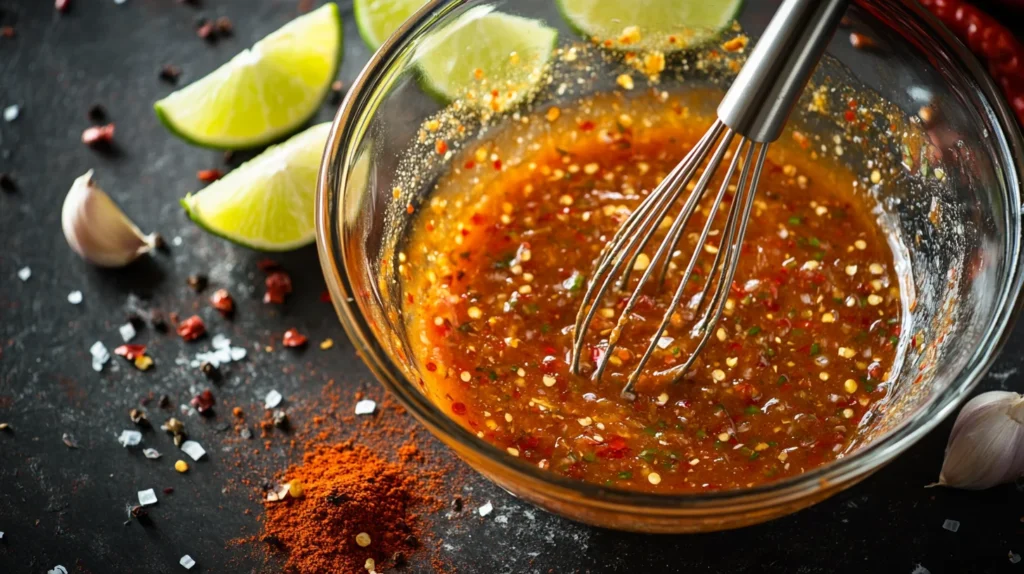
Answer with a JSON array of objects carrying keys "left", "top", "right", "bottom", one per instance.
[{"left": 570, "top": 0, "right": 850, "bottom": 400}]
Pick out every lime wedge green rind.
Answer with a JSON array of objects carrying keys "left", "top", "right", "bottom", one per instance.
[
  {"left": 181, "top": 122, "right": 332, "bottom": 251},
  {"left": 414, "top": 8, "right": 558, "bottom": 109},
  {"left": 155, "top": 3, "right": 342, "bottom": 150},
  {"left": 354, "top": 0, "right": 427, "bottom": 50},
  {"left": 556, "top": 0, "right": 743, "bottom": 51}
]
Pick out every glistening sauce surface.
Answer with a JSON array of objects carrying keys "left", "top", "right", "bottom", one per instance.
[{"left": 401, "top": 96, "right": 901, "bottom": 492}]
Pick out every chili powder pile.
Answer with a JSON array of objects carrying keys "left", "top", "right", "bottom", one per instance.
[{"left": 260, "top": 439, "right": 440, "bottom": 573}]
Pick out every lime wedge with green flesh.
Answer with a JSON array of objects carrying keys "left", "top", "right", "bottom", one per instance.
[
  {"left": 415, "top": 7, "right": 558, "bottom": 111},
  {"left": 155, "top": 3, "right": 341, "bottom": 149},
  {"left": 354, "top": 0, "right": 427, "bottom": 50},
  {"left": 557, "top": 0, "right": 743, "bottom": 51},
  {"left": 181, "top": 122, "right": 331, "bottom": 251}
]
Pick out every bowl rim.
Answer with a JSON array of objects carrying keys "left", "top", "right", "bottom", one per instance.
[{"left": 316, "top": 0, "right": 1024, "bottom": 511}]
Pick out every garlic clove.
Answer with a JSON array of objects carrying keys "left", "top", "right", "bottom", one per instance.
[
  {"left": 937, "top": 390, "right": 1024, "bottom": 490},
  {"left": 62, "top": 170, "right": 158, "bottom": 267}
]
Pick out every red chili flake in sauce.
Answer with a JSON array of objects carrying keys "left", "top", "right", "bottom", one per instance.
[
  {"left": 451, "top": 402, "right": 467, "bottom": 415},
  {"left": 81, "top": 124, "right": 115, "bottom": 146},
  {"left": 426, "top": 362, "right": 437, "bottom": 372},
  {"left": 114, "top": 344, "right": 147, "bottom": 361},
  {"left": 190, "top": 389, "right": 215, "bottom": 414},
  {"left": 463, "top": 161, "right": 475, "bottom": 169},
  {"left": 844, "top": 109, "right": 856, "bottom": 122},
  {"left": 176, "top": 315, "right": 206, "bottom": 341},
  {"left": 209, "top": 288, "right": 234, "bottom": 316},
  {"left": 492, "top": 159, "right": 502, "bottom": 170},
  {"left": 282, "top": 328, "right": 308, "bottom": 348},
  {"left": 197, "top": 169, "right": 222, "bottom": 182},
  {"left": 263, "top": 271, "right": 292, "bottom": 304},
  {"left": 435, "top": 140, "right": 448, "bottom": 155},
  {"left": 578, "top": 120, "right": 595, "bottom": 131}
]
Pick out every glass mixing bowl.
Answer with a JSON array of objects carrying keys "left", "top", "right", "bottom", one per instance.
[{"left": 317, "top": 0, "right": 1024, "bottom": 532}]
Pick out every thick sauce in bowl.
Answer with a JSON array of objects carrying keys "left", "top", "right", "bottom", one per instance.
[{"left": 401, "top": 95, "right": 902, "bottom": 492}]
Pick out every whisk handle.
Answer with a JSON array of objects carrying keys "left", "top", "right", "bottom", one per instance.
[{"left": 717, "top": 0, "right": 849, "bottom": 143}]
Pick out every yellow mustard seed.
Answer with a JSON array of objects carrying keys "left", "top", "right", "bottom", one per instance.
[
  {"left": 175, "top": 460, "right": 189, "bottom": 473},
  {"left": 356, "top": 532, "right": 372, "bottom": 547}
]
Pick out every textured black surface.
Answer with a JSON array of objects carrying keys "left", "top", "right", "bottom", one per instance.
[{"left": 2, "top": 1, "right": 1024, "bottom": 573}]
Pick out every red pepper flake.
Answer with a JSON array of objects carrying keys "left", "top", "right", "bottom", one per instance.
[
  {"left": 257, "top": 258, "right": 280, "bottom": 272},
  {"left": 55, "top": 0, "right": 70, "bottom": 13},
  {"left": 849, "top": 32, "right": 875, "bottom": 50},
  {"left": 463, "top": 160, "right": 475, "bottom": 169},
  {"left": 197, "top": 169, "right": 222, "bottom": 183},
  {"left": 426, "top": 362, "right": 437, "bottom": 372},
  {"left": 196, "top": 20, "right": 216, "bottom": 41},
  {"left": 1, "top": 26, "right": 15, "bottom": 38},
  {"left": 492, "top": 159, "right": 502, "bottom": 170},
  {"left": 190, "top": 389, "right": 215, "bottom": 414},
  {"left": 451, "top": 402, "right": 467, "bottom": 415},
  {"left": 435, "top": 140, "right": 448, "bottom": 155},
  {"left": 176, "top": 315, "right": 206, "bottom": 341},
  {"left": 214, "top": 17, "right": 233, "bottom": 36},
  {"left": 81, "top": 124, "right": 115, "bottom": 146},
  {"left": 578, "top": 120, "right": 595, "bottom": 131},
  {"left": 282, "top": 328, "right": 308, "bottom": 348},
  {"left": 209, "top": 288, "right": 234, "bottom": 316},
  {"left": 114, "top": 344, "right": 147, "bottom": 361},
  {"left": 264, "top": 271, "right": 292, "bottom": 304},
  {"left": 159, "top": 64, "right": 182, "bottom": 84},
  {"left": 844, "top": 109, "right": 856, "bottom": 122}
]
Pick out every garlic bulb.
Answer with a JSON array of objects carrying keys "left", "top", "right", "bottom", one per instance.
[
  {"left": 62, "top": 170, "right": 158, "bottom": 267},
  {"left": 937, "top": 390, "right": 1024, "bottom": 490}
]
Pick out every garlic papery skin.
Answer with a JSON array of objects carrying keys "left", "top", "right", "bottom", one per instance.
[
  {"left": 937, "top": 390, "right": 1024, "bottom": 490},
  {"left": 62, "top": 170, "right": 157, "bottom": 267}
]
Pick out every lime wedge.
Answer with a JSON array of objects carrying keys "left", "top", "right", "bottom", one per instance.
[
  {"left": 415, "top": 7, "right": 558, "bottom": 112},
  {"left": 354, "top": 0, "right": 427, "bottom": 50},
  {"left": 180, "top": 122, "right": 331, "bottom": 251},
  {"left": 557, "top": 0, "right": 742, "bottom": 51},
  {"left": 155, "top": 3, "right": 341, "bottom": 149}
]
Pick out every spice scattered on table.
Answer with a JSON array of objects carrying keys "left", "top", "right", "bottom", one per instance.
[
  {"left": 143, "top": 448, "right": 162, "bottom": 459},
  {"left": 159, "top": 64, "right": 182, "bottom": 83},
  {"left": 197, "top": 169, "right": 222, "bottom": 183},
  {"left": 263, "top": 269, "right": 293, "bottom": 304},
  {"left": 942, "top": 519, "right": 961, "bottom": 533},
  {"left": 129, "top": 408, "right": 148, "bottom": 425},
  {"left": 175, "top": 460, "right": 189, "bottom": 473},
  {"left": 209, "top": 288, "right": 234, "bottom": 316},
  {"left": 282, "top": 328, "right": 308, "bottom": 348},
  {"left": 186, "top": 273, "right": 208, "bottom": 292},
  {"left": 190, "top": 389, "right": 216, "bottom": 415},
  {"left": 180, "top": 439, "right": 207, "bottom": 461},
  {"left": 81, "top": 123, "right": 115, "bottom": 146},
  {"left": 354, "top": 399, "right": 376, "bottom": 415},
  {"left": 3, "top": 104, "right": 19, "bottom": 122},
  {"left": 179, "top": 555, "right": 195, "bottom": 570},
  {"left": 62, "top": 432, "right": 78, "bottom": 449},
  {"left": 478, "top": 501, "right": 493, "bottom": 517},
  {"left": 115, "top": 344, "right": 146, "bottom": 361},
  {"left": 265, "top": 390, "right": 283, "bottom": 410},
  {"left": 319, "top": 338, "right": 334, "bottom": 350},
  {"left": 90, "top": 341, "right": 110, "bottom": 372},
  {"left": 67, "top": 290, "right": 83, "bottom": 305},
  {"left": 138, "top": 488, "right": 158, "bottom": 506},
  {"left": 17, "top": 266, "right": 31, "bottom": 281},
  {"left": 176, "top": 315, "right": 206, "bottom": 341},
  {"left": 119, "top": 322, "right": 137, "bottom": 342}
]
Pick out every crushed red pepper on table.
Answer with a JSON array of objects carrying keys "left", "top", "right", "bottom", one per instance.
[
  {"left": 81, "top": 123, "right": 115, "bottom": 146},
  {"left": 282, "top": 328, "right": 308, "bottom": 348},
  {"left": 210, "top": 288, "right": 234, "bottom": 316},
  {"left": 176, "top": 315, "right": 206, "bottom": 341}
]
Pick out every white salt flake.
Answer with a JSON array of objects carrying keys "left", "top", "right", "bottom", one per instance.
[
  {"left": 67, "top": 290, "right": 83, "bottom": 305},
  {"left": 114, "top": 0, "right": 128, "bottom": 5},
  {"left": 143, "top": 448, "right": 161, "bottom": 459},
  {"left": 47, "top": 566, "right": 68, "bottom": 574},
  {"left": 118, "top": 430, "right": 142, "bottom": 447},
  {"left": 478, "top": 501, "right": 493, "bottom": 516},
  {"left": 119, "top": 322, "right": 137, "bottom": 342},
  {"left": 494, "top": 515, "right": 509, "bottom": 524},
  {"left": 911, "top": 564, "right": 931, "bottom": 574},
  {"left": 656, "top": 336, "right": 674, "bottom": 350},
  {"left": 942, "top": 519, "right": 960, "bottom": 533},
  {"left": 172, "top": 236, "right": 183, "bottom": 246},
  {"left": 229, "top": 347, "right": 247, "bottom": 361},
  {"left": 180, "top": 440, "right": 207, "bottom": 461},
  {"left": 179, "top": 555, "right": 195, "bottom": 570},
  {"left": 1010, "top": 552, "right": 1021, "bottom": 564},
  {"left": 90, "top": 341, "right": 110, "bottom": 372},
  {"left": 264, "top": 390, "right": 283, "bottom": 409},
  {"left": 138, "top": 488, "right": 157, "bottom": 506},
  {"left": 17, "top": 266, "right": 31, "bottom": 281},
  {"left": 211, "top": 334, "right": 231, "bottom": 349},
  {"left": 3, "top": 105, "right": 19, "bottom": 122},
  {"left": 355, "top": 399, "right": 376, "bottom": 415}
]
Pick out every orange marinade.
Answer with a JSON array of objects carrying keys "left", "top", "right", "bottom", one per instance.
[{"left": 402, "top": 96, "right": 902, "bottom": 493}]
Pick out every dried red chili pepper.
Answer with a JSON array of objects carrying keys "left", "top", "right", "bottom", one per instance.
[
  {"left": 114, "top": 344, "right": 147, "bottom": 361},
  {"left": 197, "top": 169, "right": 222, "bottom": 183},
  {"left": 190, "top": 389, "right": 215, "bottom": 415},
  {"left": 264, "top": 271, "right": 292, "bottom": 304},
  {"left": 282, "top": 328, "right": 308, "bottom": 348},
  {"left": 209, "top": 288, "right": 234, "bottom": 316},
  {"left": 81, "top": 124, "right": 115, "bottom": 146},
  {"left": 176, "top": 315, "right": 206, "bottom": 341}
]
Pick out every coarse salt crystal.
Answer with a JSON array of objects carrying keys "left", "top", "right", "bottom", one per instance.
[
  {"left": 180, "top": 555, "right": 195, "bottom": 570},
  {"left": 17, "top": 266, "right": 31, "bottom": 281},
  {"left": 143, "top": 448, "right": 161, "bottom": 459},
  {"left": 172, "top": 236, "right": 183, "bottom": 246},
  {"left": 138, "top": 488, "right": 158, "bottom": 506},
  {"left": 47, "top": 567, "right": 68, "bottom": 574},
  {"left": 67, "top": 291, "right": 83, "bottom": 305},
  {"left": 3, "top": 105, "right": 19, "bottom": 122},
  {"left": 942, "top": 519, "right": 960, "bottom": 533},
  {"left": 119, "top": 322, "right": 137, "bottom": 342},
  {"left": 90, "top": 341, "right": 109, "bottom": 359},
  {"left": 211, "top": 334, "right": 231, "bottom": 350},
  {"left": 355, "top": 399, "right": 376, "bottom": 415},
  {"left": 478, "top": 501, "right": 493, "bottom": 517},
  {"left": 118, "top": 430, "right": 142, "bottom": 447},
  {"left": 494, "top": 515, "right": 508, "bottom": 524},
  {"left": 180, "top": 440, "right": 206, "bottom": 461},
  {"left": 264, "top": 390, "right": 283, "bottom": 409},
  {"left": 229, "top": 347, "right": 246, "bottom": 361},
  {"left": 1010, "top": 552, "right": 1021, "bottom": 564},
  {"left": 656, "top": 336, "right": 674, "bottom": 350}
]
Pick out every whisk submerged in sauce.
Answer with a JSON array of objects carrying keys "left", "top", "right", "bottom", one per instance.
[{"left": 402, "top": 95, "right": 902, "bottom": 492}]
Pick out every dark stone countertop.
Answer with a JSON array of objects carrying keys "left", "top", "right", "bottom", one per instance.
[{"left": 1, "top": 1, "right": 1023, "bottom": 573}]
